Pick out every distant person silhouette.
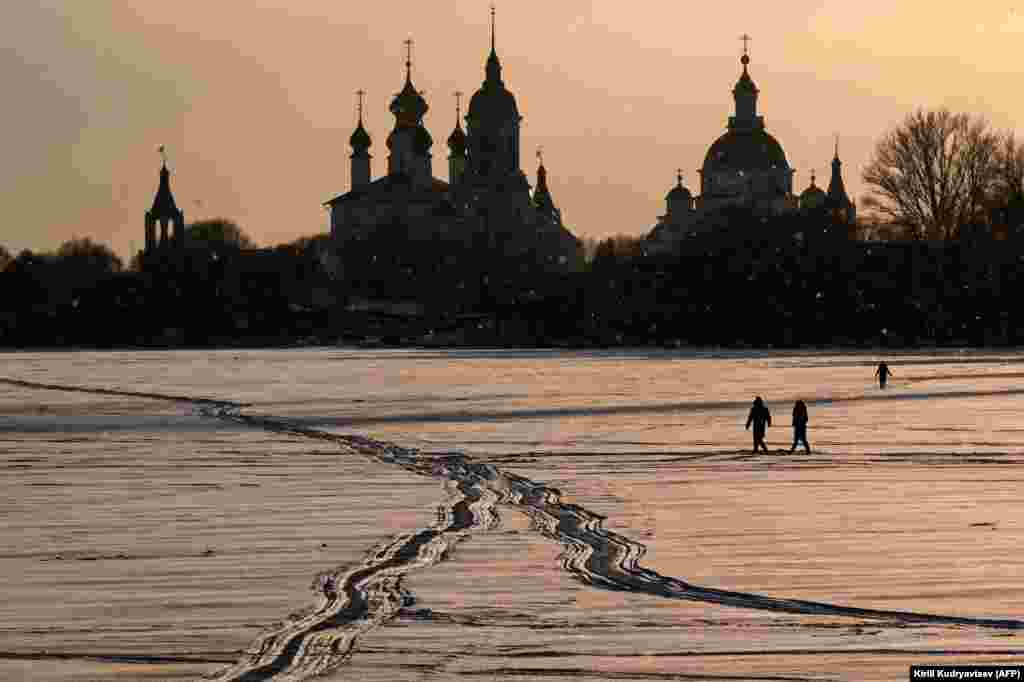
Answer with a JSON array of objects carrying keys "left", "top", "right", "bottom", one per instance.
[
  {"left": 745, "top": 396, "right": 771, "bottom": 453},
  {"left": 790, "top": 400, "right": 810, "bottom": 454},
  {"left": 875, "top": 362, "right": 892, "bottom": 389}
]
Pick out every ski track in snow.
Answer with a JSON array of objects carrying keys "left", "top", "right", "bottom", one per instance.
[{"left": 1, "top": 378, "right": 1021, "bottom": 682}]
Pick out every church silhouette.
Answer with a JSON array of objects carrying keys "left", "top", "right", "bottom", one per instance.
[{"left": 324, "top": 9, "right": 580, "bottom": 269}]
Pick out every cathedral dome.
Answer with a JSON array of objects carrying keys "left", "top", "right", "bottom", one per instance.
[{"left": 703, "top": 128, "right": 789, "bottom": 172}]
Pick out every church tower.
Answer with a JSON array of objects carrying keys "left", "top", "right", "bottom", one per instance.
[
  {"left": 447, "top": 91, "right": 467, "bottom": 187},
  {"left": 464, "top": 6, "right": 529, "bottom": 200},
  {"left": 144, "top": 148, "right": 185, "bottom": 253},
  {"left": 386, "top": 40, "right": 433, "bottom": 187},
  {"left": 350, "top": 90, "right": 372, "bottom": 190},
  {"left": 825, "top": 138, "right": 856, "bottom": 223}
]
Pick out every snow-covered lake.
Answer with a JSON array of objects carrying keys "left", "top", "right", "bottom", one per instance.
[{"left": 1, "top": 348, "right": 1022, "bottom": 681}]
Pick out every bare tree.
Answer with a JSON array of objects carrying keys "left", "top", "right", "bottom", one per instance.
[
  {"left": 994, "top": 132, "right": 1024, "bottom": 202},
  {"left": 862, "top": 109, "right": 1001, "bottom": 240}
]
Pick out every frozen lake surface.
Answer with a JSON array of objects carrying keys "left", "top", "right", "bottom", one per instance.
[{"left": 1, "top": 348, "right": 1022, "bottom": 681}]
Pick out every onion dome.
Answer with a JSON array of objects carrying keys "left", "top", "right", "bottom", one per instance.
[
  {"left": 413, "top": 125, "right": 433, "bottom": 154},
  {"left": 447, "top": 94, "right": 467, "bottom": 155},
  {"left": 447, "top": 123, "right": 466, "bottom": 155},
  {"left": 350, "top": 121, "right": 372, "bottom": 150},
  {"left": 666, "top": 171, "right": 692, "bottom": 202},
  {"left": 799, "top": 171, "right": 826, "bottom": 210},
  {"left": 390, "top": 53, "right": 428, "bottom": 128}
]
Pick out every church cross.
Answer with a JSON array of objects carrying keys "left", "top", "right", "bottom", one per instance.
[
  {"left": 676, "top": 168, "right": 683, "bottom": 185},
  {"left": 158, "top": 145, "right": 167, "bottom": 165},
  {"left": 455, "top": 90, "right": 463, "bottom": 119},
  {"left": 355, "top": 89, "right": 366, "bottom": 122},
  {"left": 537, "top": 146, "right": 544, "bottom": 164},
  {"left": 403, "top": 38, "right": 414, "bottom": 79},
  {"left": 740, "top": 33, "right": 752, "bottom": 56},
  {"left": 490, "top": 3, "right": 496, "bottom": 51}
]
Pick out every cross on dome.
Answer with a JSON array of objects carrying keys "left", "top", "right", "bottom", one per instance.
[{"left": 403, "top": 38, "right": 414, "bottom": 80}]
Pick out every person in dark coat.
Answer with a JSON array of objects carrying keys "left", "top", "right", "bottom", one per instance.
[
  {"left": 875, "top": 362, "right": 892, "bottom": 389},
  {"left": 745, "top": 396, "right": 771, "bottom": 453},
  {"left": 790, "top": 400, "right": 810, "bottom": 454}
]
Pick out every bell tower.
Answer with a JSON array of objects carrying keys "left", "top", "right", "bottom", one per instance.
[{"left": 144, "top": 147, "right": 186, "bottom": 253}]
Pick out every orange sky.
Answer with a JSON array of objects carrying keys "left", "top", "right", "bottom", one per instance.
[{"left": 3, "top": 1, "right": 1022, "bottom": 259}]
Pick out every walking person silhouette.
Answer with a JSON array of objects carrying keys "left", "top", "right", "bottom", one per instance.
[
  {"left": 745, "top": 396, "right": 771, "bottom": 453},
  {"left": 790, "top": 400, "right": 810, "bottom": 454},
  {"left": 875, "top": 361, "right": 892, "bottom": 389}
]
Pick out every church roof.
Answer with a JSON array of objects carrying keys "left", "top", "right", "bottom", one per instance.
[
  {"left": 703, "top": 128, "right": 789, "bottom": 171},
  {"left": 324, "top": 172, "right": 451, "bottom": 206}
]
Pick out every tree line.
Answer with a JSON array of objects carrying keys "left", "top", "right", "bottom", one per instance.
[{"left": 4, "top": 107, "right": 1024, "bottom": 348}]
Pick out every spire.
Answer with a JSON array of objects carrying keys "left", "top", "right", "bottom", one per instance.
[
  {"left": 826, "top": 135, "right": 853, "bottom": 210},
  {"left": 533, "top": 147, "right": 556, "bottom": 215},
  {"left": 404, "top": 38, "right": 413, "bottom": 84},
  {"left": 151, "top": 146, "right": 178, "bottom": 216},
  {"left": 350, "top": 89, "right": 372, "bottom": 151},
  {"left": 485, "top": 3, "right": 502, "bottom": 84}
]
